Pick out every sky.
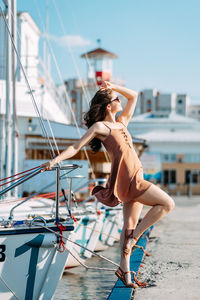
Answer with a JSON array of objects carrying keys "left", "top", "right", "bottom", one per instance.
[{"left": 2, "top": 0, "right": 200, "bottom": 104}]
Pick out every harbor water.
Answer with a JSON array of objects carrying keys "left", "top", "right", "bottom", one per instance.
[{"left": 54, "top": 243, "right": 121, "bottom": 300}]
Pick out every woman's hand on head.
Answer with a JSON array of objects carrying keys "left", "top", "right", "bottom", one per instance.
[{"left": 100, "top": 81, "right": 113, "bottom": 90}]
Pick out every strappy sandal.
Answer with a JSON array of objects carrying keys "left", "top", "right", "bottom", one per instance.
[
  {"left": 115, "top": 267, "right": 138, "bottom": 288},
  {"left": 123, "top": 228, "right": 138, "bottom": 257}
]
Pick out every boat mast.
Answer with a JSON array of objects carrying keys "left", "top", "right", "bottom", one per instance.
[
  {"left": 11, "top": 0, "right": 18, "bottom": 197},
  {"left": 4, "top": 0, "right": 12, "bottom": 198},
  {"left": 3, "top": 0, "right": 18, "bottom": 197}
]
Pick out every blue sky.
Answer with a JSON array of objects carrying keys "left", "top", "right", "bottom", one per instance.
[{"left": 3, "top": 0, "right": 200, "bottom": 103}]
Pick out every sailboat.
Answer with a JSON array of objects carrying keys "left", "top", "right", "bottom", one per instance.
[{"left": 0, "top": 2, "right": 82, "bottom": 299}]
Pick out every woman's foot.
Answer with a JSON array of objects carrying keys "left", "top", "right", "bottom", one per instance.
[{"left": 115, "top": 267, "right": 138, "bottom": 288}]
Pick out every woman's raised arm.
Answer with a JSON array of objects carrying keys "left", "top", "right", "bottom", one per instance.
[{"left": 102, "top": 81, "right": 138, "bottom": 126}]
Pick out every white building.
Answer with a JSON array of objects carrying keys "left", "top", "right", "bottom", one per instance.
[
  {"left": 135, "top": 89, "right": 190, "bottom": 118},
  {"left": 128, "top": 111, "right": 200, "bottom": 195},
  {"left": 188, "top": 105, "right": 200, "bottom": 120},
  {"left": 175, "top": 94, "right": 189, "bottom": 116},
  {"left": 157, "top": 93, "right": 176, "bottom": 112},
  {"left": 0, "top": 12, "right": 71, "bottom": 123},
  {"left": 135, "top": 89, "right": 157, "bottom": 115},
  {"left": 0, "top": 11, "right": 88, "bottom": 197}
]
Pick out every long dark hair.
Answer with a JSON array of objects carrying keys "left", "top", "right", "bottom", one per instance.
[{"left": 84, "top": 88, "right": 113, "bottom": 153}]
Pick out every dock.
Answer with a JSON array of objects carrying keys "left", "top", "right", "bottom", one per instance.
[{"left": 107, "top": 226, "right": 153, "bottom": 300}]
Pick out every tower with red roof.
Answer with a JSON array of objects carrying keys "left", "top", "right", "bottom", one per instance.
[{"left": 81, "top": 46, "right": 117, "bottom": 86}]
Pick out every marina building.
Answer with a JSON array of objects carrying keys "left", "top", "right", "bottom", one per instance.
[
  {"left": 129, "top": 112, "right": 200, "bottom": 195},
  {"left": 0, "top": 11, "right": 75, "bottom": 197},
  {"left": 135, "top": 89, "right": 190, "bottom": 118},
  {"left": 188, "top": 105, "right": 200, "bottom": 121}
]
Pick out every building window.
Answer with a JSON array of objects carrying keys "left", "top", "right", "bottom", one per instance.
[
  {"left": 185, "top": 170, "right": 190, "bottom": 183},
  {"left": 163, "top": 170, "right": 176, "bottom": 184},
  {"left": 185, "top": 170, "right": 200, "bottom": 184},
  {"left": 147, "top": 99, "right": 151, "bottom": 107},
  {"left": 184, "top": 154, "right": 200, "bottom": 163},
  {"left": 178, "top": 99, "right": 183, "bottom": 104},
  {"left": 163, "top": 154, "right": 177, "bottom": 162},
  {"left": 163, "top": 154, "right": 168, "bottom": 161}
]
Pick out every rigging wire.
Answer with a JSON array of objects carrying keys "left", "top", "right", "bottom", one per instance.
[
  {"left": 34, "top": 1, "right": 97, "bottom": 179},
  {"left": 52, "top": 0, "right": 91, "bottom": 102},
  {"left": 36, "top": 0, "right": 109, "bottom": 166},
  {"left": 0, "top": 8, "right": 7, "bottom": 185},
  {"left": 3, "top": 6, "right": 88, "bottom": 197},
  {"left": 52, "top": 0, "right": 110, "bottom": 163},
  {"left": 0, "top": 5, "right": 56, "bottom": 161},
  {"left": 0, "top": 166, "right": 40, "bottom": 181},
  {"left": 61, "top": 1, "right": 99, "bottom": 90}
]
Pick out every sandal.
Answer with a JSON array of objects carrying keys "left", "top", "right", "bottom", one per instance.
[
  {"left": 123, "top": 228, "right": 138, "bottom": 257},
  {"left": 115, "top": 267, "right": 138, "bottom": 288}
]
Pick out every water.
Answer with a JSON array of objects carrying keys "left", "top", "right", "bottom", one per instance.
[{"left": 54, "top": 243, "right": 121, "bottom": 300}]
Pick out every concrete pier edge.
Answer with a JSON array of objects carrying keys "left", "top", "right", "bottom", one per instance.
[{"left": 107, "top": 225, "right": 154, "bottom": 300}]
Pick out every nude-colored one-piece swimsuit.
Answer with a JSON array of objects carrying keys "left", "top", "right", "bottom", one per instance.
[{"left": 92, "top": 120, "right": 152, "bottom": 207}]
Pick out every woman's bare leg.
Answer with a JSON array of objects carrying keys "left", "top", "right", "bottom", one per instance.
[
  {"left": 119, "top": 183, "right": 175, "bottom": 284},
  {"left": 119, "top": 201, "right": 143, "bottom": 284},
  {"left": 132, "top": 183, "right": 175, "bottom": 240}
]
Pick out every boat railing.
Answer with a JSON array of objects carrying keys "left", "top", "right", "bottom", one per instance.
[
  {"left": 0, "top": 164, "right": 82, "bottom": 222},
  {"left": 0, "top": 167, "right": 44, "bottom": 198}
]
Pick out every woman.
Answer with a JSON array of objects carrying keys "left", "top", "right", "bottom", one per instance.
[{"left": 42, "top": 81, "right": 175, "bottom": 287}]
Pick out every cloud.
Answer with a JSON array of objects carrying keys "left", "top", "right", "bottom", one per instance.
[{"left": 47, "top": 34, "right": 92, "bottom": 47}]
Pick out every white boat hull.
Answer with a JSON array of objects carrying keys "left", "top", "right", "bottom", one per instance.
[{"left": 0, "top": 222, "right": 73, "bottom": 300}]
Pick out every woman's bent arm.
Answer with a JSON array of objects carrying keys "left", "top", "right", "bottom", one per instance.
[
  {"left": 101, "top": 81, "right": 138, "bottom": 125},
  {"left": 112, "top": 84, "right": 138, "bottom": 101}
]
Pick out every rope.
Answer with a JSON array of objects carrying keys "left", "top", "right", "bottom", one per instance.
[
  {"left": 66, "top": 248, "right": 116, "bottom": 272},
  {"left": 0, "top": 165, "right": 43, "bottom": 188},
  {"left": 71, "top": 214, "right": 78, "bottom": 222},
  {"left": 33, "top": 222, "right": 151, "bottom": 285},
  {"left": 0, "top": 165, "right": 41, "bottom": 182},
  {"left": 0, "top": 172, "right": 32, "bottom": 188},
  {"left": 31, "top": 222, "right": 151, "bottom": 287},
  {"left": 34, "top": 223, "right": 120, "bottom": 268},
  {"left": 55, "top": 222, "right": 66, "bottom": 252}
]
